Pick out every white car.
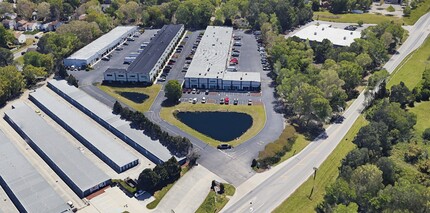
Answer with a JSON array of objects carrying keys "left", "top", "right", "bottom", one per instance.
[
  {"left": 201, "top": 97, "right": 206, "bottom": 103},
  {"left": 134, "top": 190, "right": 146, "bottom": 198}
]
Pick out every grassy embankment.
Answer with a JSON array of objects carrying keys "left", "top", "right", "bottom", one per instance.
[
  {"left": 97, "top": 84, "right": 162, "bottom": 112},
  {"left": 313, "top": 11, "right": 403, "bottom": 24},
  {"left": 404, "top": 0, "right": 430, "bottom": 25},
  {"left": 160, "top": 103, "right": 266, "bottom": 147}
]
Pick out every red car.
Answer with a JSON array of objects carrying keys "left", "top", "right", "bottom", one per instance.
[{"left": 224, "top": 97, "right": 229, "bottom": 104}]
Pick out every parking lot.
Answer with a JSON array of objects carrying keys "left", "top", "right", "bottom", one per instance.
[{"left": 71, "top": 29, "right": 159, "bottom": 86}]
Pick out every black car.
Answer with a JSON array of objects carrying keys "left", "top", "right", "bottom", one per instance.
[
  {"left": 217, "top": 144, "right": 232, "bottom": 149},
  {"left": 233, "top": 99, "right": 238, "bottom": 105},
  {"left": 205, "top": 90, "right": 209, "bottom": 95}
]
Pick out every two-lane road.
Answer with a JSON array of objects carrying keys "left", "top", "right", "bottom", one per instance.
[{"left": 223, "top": 12, "right": 430, "bottom": 213}]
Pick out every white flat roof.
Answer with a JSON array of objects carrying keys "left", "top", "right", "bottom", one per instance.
[
  {"left": 291, "top": 24, "right": 361, "bottom": 46},
  {"left": 66, "top": 26, "right": 137, "bottom": 60},
  {"left": 185, "top": 26, "right": 233, "bottom": 79}
]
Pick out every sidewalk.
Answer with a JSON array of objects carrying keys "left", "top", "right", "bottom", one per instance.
[{"left": 154, "top": 165, "right": 226, "bottom": 213}]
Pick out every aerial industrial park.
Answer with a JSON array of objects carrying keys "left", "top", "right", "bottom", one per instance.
[{"left": 1, "top": 0, "right": 430, "bottom": 212}]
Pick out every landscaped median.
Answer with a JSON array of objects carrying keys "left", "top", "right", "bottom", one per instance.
[
  {"left": 273, "top": 116, "right": 368, "bottom": 213},
  {"left": 160, "top": 103, "right": 266, "bottom": 147},
  {"left": 97, "top": 83, "right": 162, "bottom": 112}
]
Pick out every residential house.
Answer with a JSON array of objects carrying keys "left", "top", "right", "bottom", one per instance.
[
  {"left": 25, "top": 22, "right": 40, "bottom": 31},
  {"left": 2, "top": 19, "right": 16, "bottom": 30},
  {"left": 16, "top": 20, "right": 28, "bottom": 31},
  {"left": 14, "top": 32, "right": 26, "bottom": 44},
  {"left": 2, "top": 12, "right": 17, "bottom": 20}
]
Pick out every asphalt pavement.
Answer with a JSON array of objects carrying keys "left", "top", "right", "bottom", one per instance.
[{"left": 222, "top": 12, "right": 430, "bottom": 213}]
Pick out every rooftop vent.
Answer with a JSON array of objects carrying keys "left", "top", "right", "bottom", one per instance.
[
  {"left": 350, "top": 32, "right": 353, "bottom": 35},
  {"left": 322, "top": 27, "right": 324, "bottom": 30},
  {"left": 314, "top": 32, "right": 317, "bottom": 35},
  {"left": 343, "top": 36, "right": 346, "bottom": 40}
]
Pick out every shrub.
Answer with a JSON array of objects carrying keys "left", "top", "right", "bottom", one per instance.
[
  {"left": 256, "top": 126, "right": 297, "bottom": 169},
  {"left": 386, "top": 5, "right": 395, "bottom": 12},
  {"left": 423, "top": 128, "right": 430, "bottom": 141}
]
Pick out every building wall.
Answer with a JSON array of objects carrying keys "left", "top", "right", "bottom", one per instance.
[{"left": 0, "top": 177, "right": 26, "bottom": 212}]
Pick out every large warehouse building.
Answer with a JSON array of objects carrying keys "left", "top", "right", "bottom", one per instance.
[
  {"left": 290, "top": 24, "right": 361, "bottom": 47},
  {"left": 4, "top": 103, "right": 111, "bottom": 198},
  {"left": 64, "top": 26, "right": 137, "bottom": 68},
  {"left": 103, "top": 24, "right": 184, "bottom": 83},
  {"left": 29, "top": 88, "right": 139, "bottom": 173},
  {"left": 184, "top": 26, "right": 261, "bottom": 91},
  {"left": 0, "top": 130, "right": 71, "bottom": 213},
  {"left": 48, "top": 80, "right": 182, "bottom": 164}
]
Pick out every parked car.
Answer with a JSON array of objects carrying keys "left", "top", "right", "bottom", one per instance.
[
  {"left": 134, "top": 190, "right": 146, "bottom": 198},
  {"left": 233, "top": 99, "right": 238, "bottom": 105},
  {"left": 158, "top": 77, "right": 166, "bottom": 82},
  {"left": 248, "top": 99, "right": 253, "bottom": 105},
  {"left": 123, "top": 42, "right": 129, "bottom": 45},
  {"left": 205, "top": 90, "right": 209, "bottom": 95},
  {"left": 224, "top": 97, "right": 230, "bottom": 105},
  {"left": 127, "top": 37, "right": 135, "bottom": 41},
  {"left": 196, "top": 89, "right": 201, "bottom": 94},
  {"left": 344, "top": 25, "right": 357, "bottom": 31},
  {"left": 219, "top": 98, "right": 224, "bottom": 104},
  {"left": 102, "top": 57, "right": 110, "bottom": 61},
  {"left": 201, "top": 97, "right": 206, "bottom": 103},
  {"left": 233, "top": 42, "right": 242, "bottom": 46},
  {"left": 188, "top": 98, "right": 193, "bottom": 103},
  {"left": 232, "top": 52, "right": 240, "bottom": 57},
  {"left": 192, "top": 98, "right": 197, "bottom": 104},
  {"left": 116, "top": 47, "right": 123, "bottom": 51},
  {"left": 192, "top": 88, "right": 196, "bottom": 94},
  {"left": 217, "top": 144, "right": 232, "bottom": 149}
]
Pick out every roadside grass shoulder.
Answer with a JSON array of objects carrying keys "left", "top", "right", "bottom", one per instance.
[
  {"left": 97, "top": 84, "right": 162, "bottom": 112},
  {"left": 278, "top": 134, "right": 310, "bottom": 164},
  {"left": 196, "top": 184, "right": 236, "bottom": 213},
  {"left": 160, "top": 103, "right": 266, "bottom": 147},
  {"left": 273, "top": 116, "right": 368, "bottom": 213},
  {"left": 404, "top": 0, "right": 430, "bottom": 25},
  {"left": 313, "top": 11, "right": 403, "bottom": 24},
  {"left": 387, "top": 36, "right": 430, "bottom": 89}
]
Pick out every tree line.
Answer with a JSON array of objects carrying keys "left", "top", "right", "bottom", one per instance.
[
  {"left": 113, "top": 101, "right": 192, "bottom": 157},
  {"left": 318, "top": 91, "right": 430, "bottom": 212},
  {"left": 264, "top": 21, "right": 404, "bottom": 136},
  {"left": 137, "top": 157, "right": 181, "bottom": 192}
]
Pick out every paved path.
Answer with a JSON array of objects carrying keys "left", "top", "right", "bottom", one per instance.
[
  {"left": 154, "top": 165, "right": 225, "bottom": 213},
  {"left": 222, "top": 12, "right": 430, "bottom": 213}
]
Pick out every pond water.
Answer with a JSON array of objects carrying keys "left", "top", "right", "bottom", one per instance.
[
  {"left": 117, "top": 92, "right": 149, "bottom": 104},
  {"left": 176, "top": 112, "right": 253, "bottom": 142}
]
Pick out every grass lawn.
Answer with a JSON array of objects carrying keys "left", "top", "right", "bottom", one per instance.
[
  {"left": 404, "top": 0, "right": 430, "bottom": 25},
  {"left": 146, "top": 183, "right": 174, "bottom": 209},
  {"left": 278, "top": 134, "right": 310, "bottom": 164},
  {"left": 273, "top": 116, "right": 368, "bottom": 213},
  {"left": 196, "top": 184, "right": 236, "bottom": 213},
  {"left": 15, "top": 56, "right": 24, "bottom": 65},
  {"left": 313, "top": 11, "right": 403, "bottom": 24},
  {"left": 97, "top": 84, "right": 162, "bottom": 112},
  {"left": 388, "top": 36, "right": 430, "bottom": 89},
  {"left": 409, "top": 101, "right": 430, "bottom": 134},
  {"left": 112, "top": 179, "right": 137, "bottom": 194},
  {"left": 160, "top": 103, "right": 266, "bottom": 147}
]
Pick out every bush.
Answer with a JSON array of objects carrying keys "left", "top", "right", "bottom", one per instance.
[
  {"left": 256, "top": 126, "right": 297, "bottom": 169},
  {"left": 423, "top": 128, "right": 430, "bottom": 141},
  {"left": 386, "top": 5, "right": 395, "bottom": 12}
]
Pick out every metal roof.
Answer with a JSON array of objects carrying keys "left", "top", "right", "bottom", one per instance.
[
  {"left": 222, "top": 71, "right": 260, "bottom": 82},
  {"left": 4, "top": 103, "right": 110, "bottom": 196},
  {"left": 185, "top": 26, "right": 233, "bottom": 79},
  {"left": 0, "top": 130, "right": 71, "bottom": 213},
  {"left": 291, "top": 24, "right": 361, "bottom": 47},
  {"left": 66, "top": 26, "right": 137, "bottom": 61},
  {"left": 128, "top": 25, "right": 183, "bottom": 74},
  {"left": 48, "top": 80, "right": 176, "bottom": 162},
  {"left": 29, "top": 88, "right": 139, "bottom": 171}
]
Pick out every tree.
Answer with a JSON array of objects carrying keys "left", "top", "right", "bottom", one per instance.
[
  {"left": 350, "top": 164, "right": 384, "bottom": 211},
  {"left": 37, "top": 2, "right": 51, "bottom": 21},
  {"left": 0, "top": 48, "right": 13, "bottom": 66},
  {"left": 423, "top": 128, "right": 430, "bottom": 141},
  {"left": 337, "top": 61, "right": 363, "bottom": 96},
  {"left": 357, "top": 20, "right": 364, "bottom": 27},
  {"left": 389, "top": 81, "right": 413, "bottom": 108},
  {"left": 0, "top": 25, "right": 14, "bottom": 48},
  {"left": 340, "top": 148, "right": 370, "bottom": 179},
  {"left": 0, "top": 2, "right": 14, "bottom": 14},
  {"left": 324, "top": 178, "right": 356, "bottom": 206},
  {"left": 37, "top": 32, "right": 78, "bottom": 61},
  {"left": 376, "top": 157, "right": 396, "bottom": 185},
  {"left": 0, "top": 66, "right": 25, "bottom": 106},
  {"left": 16, "top": 0, "right": 37, "bottom": 19},
  {"left": 24, "top": 51, "right": 54, "bottom": 73},
  {"left": 175, "top": 0, "right": 215, "bottom": 29},
  {"left": 66, "top": 74, "right": 78, "bottom": 87},
  {"left": 113, "top": 101, "right": 122, "bottom": 115},
  {"left": 164, "top": 80, "right": 182, "bottom": 103},
  {"left": 311, "top": 0, "right": 320, "bottom": 11},
  {"left": 317, "top": 69, "right": 347, "bottom": 111},
  {"left": 22, "top": 65, "right": 47, "bottom": 86},
  {"left": 403, "top": 6, "right": 411, "bottom": 17},
  {"left": 56, "top": 21, "right": 102, "bottom": 46},
  {"left": 137, "top": 168, "right": 159, "bottom": 192},
  {"left": 333, "top": 203, "right": 359, "bottom": 213},
  {"left": 313, "top": 39, "right": 333, "bottom": 63},
  {"left": 367, "top": 69, "right": 388, "bottom": 90}
]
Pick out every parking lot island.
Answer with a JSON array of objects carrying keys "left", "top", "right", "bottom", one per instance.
[
  {"left": 29, "top": 88, "right": 140, "bottom": 173},
  {"left": 4, "top": 102, "right": 111, "bottom": 198},
  {"left": 0, "top": 130, "right": 72, "bottom": 213}
]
